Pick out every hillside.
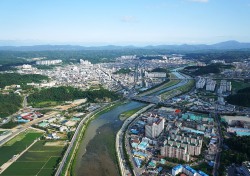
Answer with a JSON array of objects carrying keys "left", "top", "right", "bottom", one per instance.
[{"left": 226, "top": 87, "right": 250, "bottom": 107}]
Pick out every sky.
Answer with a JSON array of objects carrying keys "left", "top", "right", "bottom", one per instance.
[{"left": 0, "top": 0, "right": 250, "bottom": 46}]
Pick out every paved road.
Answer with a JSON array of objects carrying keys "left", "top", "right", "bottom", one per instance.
[{"left": 212, "top": 113, "right": 223, "bottom": 176}]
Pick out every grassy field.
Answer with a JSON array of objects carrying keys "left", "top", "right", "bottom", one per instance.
[
  {"left": 160, "top": 80, "right": 195, "bottom": 100},
  {"left": 231, "top": 80, "right": 250, "bottom": 91},
  {"left": 1, "top": 140, "right": 65, "bottom": 176},
  {"left": 139, "top": 79, "right": 181, "bottom": 96},
  {"left": 0, "top": 130, "right": 43, "bottom": 166},
  {"left": 34, "top": 101, "right": 61, "bottom": 108},
  {"left": 119, "top": 106, "right": 146, "bottom": 120}
]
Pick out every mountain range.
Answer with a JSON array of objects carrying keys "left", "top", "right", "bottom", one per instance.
[{"left": 0, "top": 40, "right": 250, "bottom": 51}]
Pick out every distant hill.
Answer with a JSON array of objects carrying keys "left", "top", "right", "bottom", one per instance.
[{"left": 0, "top": 40, "right": 250, "bottom": 51}]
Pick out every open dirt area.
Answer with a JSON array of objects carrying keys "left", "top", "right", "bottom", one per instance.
[{"left": 44, "top": 141, "right": 67, "bottom": 147}]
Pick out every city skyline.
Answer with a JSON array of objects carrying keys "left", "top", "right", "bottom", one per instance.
[{"left": 0, "top": 0, "right": 250, "bottom": 46}]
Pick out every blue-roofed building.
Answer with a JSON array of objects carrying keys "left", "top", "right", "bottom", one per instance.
[
  {"left": 138, "top": 141, "right": 148, "bottom": 151},
  {"left": 172, "top": 164, "right": 183, "bottom": 176},
  {"left": 158, "top": 167, "right": 163, "bottom": 172},
  {"left": 198, "top": 170, "right": 209, "bottom": 176},
  {"left": 172, "top": 164, "right": 209, "bottom": 176},
  {"left": 183, "top": 165, "right": 197, "bottom": 175},
  {"left": 227, "top": 127, "right": 250, "bottom": 136},
  {"left": 136, "top": 120, "right": 146, "bottom": 126},
  {"left": 147, "top": 160, "right": 157, "bottom": 169},
  {"left": 130, "top": 129, "right": 139, "bottom": 134},
  {"left": 133, "top": 151, "right": 148, "bottom": 159},
  {"left": 131, "top": 142, "right": 138, "bottom": 149},
  {"left": 133, "top": 157, "right": 142, "bottom": 168}
]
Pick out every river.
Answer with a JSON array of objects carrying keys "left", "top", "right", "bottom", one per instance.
[{"left": 74, "top": 101, "right": 145, "bottom": 176}]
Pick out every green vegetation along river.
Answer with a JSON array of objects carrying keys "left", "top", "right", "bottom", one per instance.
[{"left": 74, "top": 101, "right": 145, "bottom": 176}]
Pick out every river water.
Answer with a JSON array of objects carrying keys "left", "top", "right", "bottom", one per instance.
[{"left": 74, "top": 101, "right": 145, "bottom": 176}]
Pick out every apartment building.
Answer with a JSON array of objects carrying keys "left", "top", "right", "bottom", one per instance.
[
  {"left": 145, "top": 117, "right": 165, "bottom": 139},
  {"left": 161, "top": 133, "right": 203, "bottom": 162}
]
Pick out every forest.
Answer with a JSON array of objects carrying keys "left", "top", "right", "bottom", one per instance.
[
  {"left": 0, "top": 93, "right": 22, "bottom": 118},
  {"left": 183, "top": 63, "right": 234, "bottom": 76},
  {"left": 0, "top": 73, "right": 49, "bottom": 88},
  {"left": 184, "top": 50, "right": 250, "bottom": 63},
  {"left": 220, "top": 136, "right": 250, "bottom": 173},
  {"left": 226, "top": 87, "right": 250, "bottom": 107},
  {"left": 27, "top": 86, "right": 120, "bottom": 107},
  {"left": 113, "top": 68, "right": 132, "bottom": 74}
]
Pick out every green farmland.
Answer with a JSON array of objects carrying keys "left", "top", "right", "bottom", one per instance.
[
  {"left": 0, "top": 130, "right": 43, "bottom": 166},
  {"left": 1, "top": 140, "right": 66, "bottom": 176}
]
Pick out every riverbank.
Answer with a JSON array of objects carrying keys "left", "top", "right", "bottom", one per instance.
[
  {"left": 119, "top": 105, "right": 146, "bottom": 121},
  {"left": 60, "top": 101, "right": 125, "bottom": 176},
  {"left": 73, "top": 101, "right": 145, "bottom": 176},
  {"left": 116, "top": 104, "right": 155, "bottom": 176}
]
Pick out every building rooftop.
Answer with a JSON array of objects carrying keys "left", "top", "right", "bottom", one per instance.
[{"left": 173, "top": 164, "right": 183, "bottom": 171}]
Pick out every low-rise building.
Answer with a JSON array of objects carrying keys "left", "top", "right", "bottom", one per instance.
[{"left": 242, "top": 161, "right": 250, "bottom": 176}]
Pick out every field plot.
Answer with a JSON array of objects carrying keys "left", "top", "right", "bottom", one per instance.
[
  {"left": 0, "top": 130, "right": 43, "bottom": 166},
  {"left": 1, "top": 140, "right": 66, "bottom": 176}
]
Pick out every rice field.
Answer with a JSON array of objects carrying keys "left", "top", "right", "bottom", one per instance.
[
  {"left": 1, "top": 140, "right": 66, "bottom": 176},
  {"left": 0, "top": 130, "right": 43, "bottom": 166}
]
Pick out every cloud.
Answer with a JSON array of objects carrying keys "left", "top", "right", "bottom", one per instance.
[
  {"left": 188, "top": 0, "right": 209, "bottom": 3},
  {"left": 121, "top": 16, "right": 137, "bottom": 23}
]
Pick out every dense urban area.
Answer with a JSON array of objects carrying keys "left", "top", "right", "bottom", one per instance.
[{"left": 1, "top": 46, "right": 250, "bottom": 176}]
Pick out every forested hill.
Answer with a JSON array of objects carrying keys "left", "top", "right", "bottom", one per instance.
[
  {"left": 0, "top": 93, "right": 22, "bottom": 118},
  {"left": 0, "top": 73, "right": 48, "bottom": 88},
  {"left": 183, "top": 64, "right": 234, "bottom": 76},
  {"left": 27, "top": 86, "right": 120, "bottom": 107},
  {"left": 226, "top": 87, "right": 250, "bottom": 107}
]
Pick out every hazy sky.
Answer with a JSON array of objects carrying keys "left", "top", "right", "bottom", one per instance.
[{"left": 0, "top": 0, "right": 250, "bottom": 45}]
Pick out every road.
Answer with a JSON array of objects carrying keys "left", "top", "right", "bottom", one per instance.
[
  {"left": 23, "top": 95, "right": 28, "bottom": 109},
  {"left": 212, "top": 113, "right": 223, "bottom": 176}
]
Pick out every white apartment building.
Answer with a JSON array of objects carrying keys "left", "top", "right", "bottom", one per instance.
[
  {"left": 206, "top": 79, "right": 216, "bottom": 91},
  {"left": 36, "top": 60, "right": 62, "bottom": 65},
  {"left": 196, "top": 77, "right": 206, "bottom": 89},
  {"left": 145, "top": 71, "right": 166, "bottom": 78},
  {"left": 145, "top": 117, "right": 165, "bottom": 139}
]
